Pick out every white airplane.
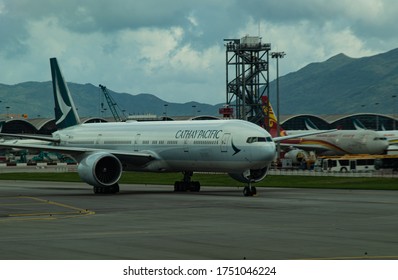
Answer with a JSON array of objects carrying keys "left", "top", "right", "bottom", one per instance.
[
  {"left": 0, "top": 58, "right": 331, "bottom": 196},
  {"left": 283, "top": 130, "right": 388, "bottom": 155},
  {"left": 262, "top": 96, "right": 389, "bottom": 155},
  {"left": 352, "top": 119, "right": 398, "bottom": 154}
]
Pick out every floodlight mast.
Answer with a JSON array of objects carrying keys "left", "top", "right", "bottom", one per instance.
[{"left": 271, "top": 51, "right": 286, "bottom": 160}]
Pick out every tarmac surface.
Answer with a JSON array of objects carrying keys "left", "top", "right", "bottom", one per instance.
[{"left": 1, "top": 180, "right": 398, "bottom": 260}]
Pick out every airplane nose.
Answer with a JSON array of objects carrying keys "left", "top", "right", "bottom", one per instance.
[
  {"left": 372, "top": 139, "right": 389, "bottom": 154},
  {"left": 249, "top": 143, "right": 275, "bottom": 168},
  {"left": 380, "top": 140, "right": 389, "bottom": 154},
  {"left": 261, "top": 142, "right": 276, "bottom": 162}
]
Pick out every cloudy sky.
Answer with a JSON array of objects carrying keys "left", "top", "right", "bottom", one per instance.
[{"left": 1, "top": 0, "right": 397, "bottom": 105}]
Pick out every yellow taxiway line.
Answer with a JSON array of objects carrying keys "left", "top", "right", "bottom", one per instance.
[{"left": 0, "top": 196, "right": 95, "bottom": 222}]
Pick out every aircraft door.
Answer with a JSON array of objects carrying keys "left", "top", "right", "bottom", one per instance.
[
  {"left": 182, "top": 139, "right": 193, "bottom": 166},
  {"left": 96, "top": 133, "right": 102, "bottom": 145},
  {"left": 221, "top": 133, "right": 231, "bottom": 152},
  {"left": 184, "top": 139, "right": 189, "bottom": 153},
  {"left": 134, "top": 133, "right": 141, "bottom": 151}
]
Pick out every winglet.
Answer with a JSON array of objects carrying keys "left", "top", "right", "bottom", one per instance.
[{"left": 50, "top": 57, "right": 80, "bottom": 129}]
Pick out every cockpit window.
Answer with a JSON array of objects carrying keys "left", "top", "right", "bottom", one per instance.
[
  {"left": 246, "top": 137, "right": 271, "bottom": 143},
  {"left": 374, "top": 137, "right": 387, "bottom": 141}
]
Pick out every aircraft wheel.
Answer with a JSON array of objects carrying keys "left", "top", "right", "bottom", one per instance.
[
  {"left": 93, "top": 185, "right": 119, "bottom": 194},
  {"left": 191, "top": 181, "right": 201, "bottom": 192},
  {"left": 110, "top": 184, "right": 119, "bottom": 193},
  {"left": 243, "top": 186, "right": 252, "bottom": 197},
  {"left": 93, "top": 186, "right": 106, "bottom": 194},
  {"left": 250, "top": 186, "right": 257, "bottom": 196},
  {"left": 174, "top": 181, "right": 184, "bottom": 192}
]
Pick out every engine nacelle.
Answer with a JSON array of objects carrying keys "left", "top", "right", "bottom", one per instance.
[
  {"left": 228, "top": 166, "right": 269, "bottom": 183},
  {"left": 284, "top": 149, "right": 309, "bottom": 164},
  {"left": 77, "top": 152, "right": 122, "bottom": 187}
]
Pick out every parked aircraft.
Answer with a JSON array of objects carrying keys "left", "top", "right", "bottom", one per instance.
[
  {"left": 0, "top": 58, "right": 330, "bottom": 196},
  {"left": 352, "top": 119, "right": 398, "bottom": 154},
  {"left": 262, "top": 96, "right": 389, "bottom": 155}
]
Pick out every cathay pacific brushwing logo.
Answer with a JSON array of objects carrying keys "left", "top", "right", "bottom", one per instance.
[
  {"left": 55, "top": 75, "right": 72, "bottom": 125},
  {"left": 231, "top": 139, "right": 241, "bottom": 155}
]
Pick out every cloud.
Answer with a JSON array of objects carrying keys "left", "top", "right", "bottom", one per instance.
[{"left": 1, "top": 0, "right": 398, "bottom": 105}]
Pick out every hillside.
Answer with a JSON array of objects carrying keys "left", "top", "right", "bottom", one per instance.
[
  {"left": 273, "top": 48, "right": 398, "bottom": 114},
  {"left": 1, "top": 48, "right": 398, "bottom": 118},
  {"left": 0, "top": 82, "right": 220, "bottom": 118}
]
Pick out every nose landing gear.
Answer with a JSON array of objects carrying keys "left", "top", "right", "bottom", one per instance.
[{"left": 243, "top": 182, "right": 257, "bottom": 197}]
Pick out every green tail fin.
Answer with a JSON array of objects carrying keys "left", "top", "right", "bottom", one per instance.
[{"left": 50, "top": 57, "right": 80, "bottom": 129}]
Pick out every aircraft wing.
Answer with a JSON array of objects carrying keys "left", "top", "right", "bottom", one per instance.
[
  {"left": 273, "top": 129, "right": 337, "bottom": 142},
  {"left": 0, "top": 142, "right": 156, "bottom": 167},
  {"left": 0, "top": 133, "right": 60, "bottom": 143},
  {"left": 278, "top": 142, "right": 346, "bottom": 154}
]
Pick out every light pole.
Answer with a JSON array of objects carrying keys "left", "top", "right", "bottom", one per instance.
[
  {"left": 192, "top": 105, "right": 196, "bottom": 117},
  {"left": 375, "top": 102, "right": 379, "bottom": 130},
  {"left": 164, "top": 104, "right": 168, "bottom": 120},
  {"left": 271, "top": 51, "right": 286, "bottom": 160},
  {"left": 392, "top": 95, "right": 397, "bottom": 130}
]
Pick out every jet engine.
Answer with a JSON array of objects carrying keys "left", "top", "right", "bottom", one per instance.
[
  {"left": 228, "top": 166, "right": 269, "bottom": 183},
  {"left": 77, "top": 152, "right": 122, "bottom": 189},
  {"left": 284, "top": 149, "right": 309, "bottom": 165}
]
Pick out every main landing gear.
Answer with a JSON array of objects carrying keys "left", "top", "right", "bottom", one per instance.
[
  {"left": 174, "top": 171, "right": 201, "bottom": 192},
  {"left": 173, "top": 171, "right": 258, "bottom": 197},
  {"left": 93, "top": 183, "right": 120, "bottom": 194}
]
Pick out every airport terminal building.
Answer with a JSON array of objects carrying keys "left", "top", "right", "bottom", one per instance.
[
  {"left": 1, "top": 113, "right": 397, "bottom": 135},
  {"left": 280, "top": 113, "right": 398, "bottom": 131}
]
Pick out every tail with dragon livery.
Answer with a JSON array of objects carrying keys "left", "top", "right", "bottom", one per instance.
[{"left": 261, "top": 96, "right": 287, "bottom": 137}]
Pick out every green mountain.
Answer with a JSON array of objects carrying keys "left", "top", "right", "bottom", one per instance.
[
  {"left": 273, "top": 48, "right": 398, "bottom": 115},
  {"left": 0, "top": 82, "right": 220, "bottom": 119},
  {"left": 1, "top": 48, "right": 398, "bottom": 119}
]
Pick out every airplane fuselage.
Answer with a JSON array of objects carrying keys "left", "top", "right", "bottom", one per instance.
[
  {"left": 284, "top": 130, "right": 388, "bottom": 155},
  {"left": 53, "top": 119, "right": 276, "bottom": 173}
]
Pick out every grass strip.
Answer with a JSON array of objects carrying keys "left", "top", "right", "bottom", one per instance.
[{"left": 0, "top": 172, "right": 397, "bottom": 190}]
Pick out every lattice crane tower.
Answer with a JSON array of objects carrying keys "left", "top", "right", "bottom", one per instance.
[{"left": 224, "top": 36, "right": 271, "bottom": 127}]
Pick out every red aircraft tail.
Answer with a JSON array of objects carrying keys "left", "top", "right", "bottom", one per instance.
[{"left": 261, "top": 96, "right": 287, "bottom": 137}]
